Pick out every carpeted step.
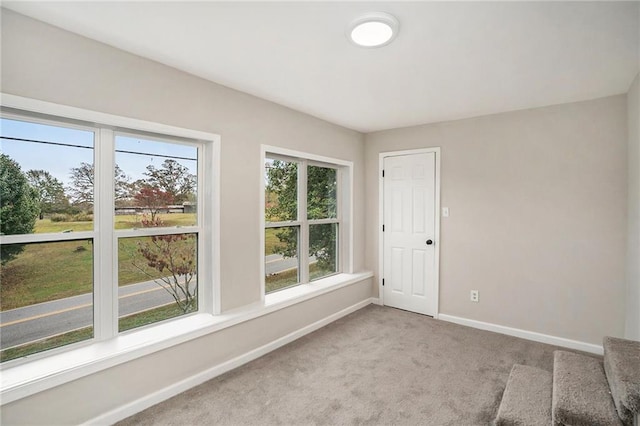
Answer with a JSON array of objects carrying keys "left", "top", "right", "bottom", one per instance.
[
  {"left": 604, "top": 336, "right": 640, "bottom": 426},
  {"left": 552, "top": 350, "right": 622, "bottom": 426},
  {"left": 494, "top": 364, "right": 552, "bottom": 426}
]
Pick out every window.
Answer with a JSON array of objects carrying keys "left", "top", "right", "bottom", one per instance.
[
  {"left": 263, "top": 147, "right": 352, "bottom": 294},
  {"left": 0, "top": 107, "right": 216, "bottom": 364}
]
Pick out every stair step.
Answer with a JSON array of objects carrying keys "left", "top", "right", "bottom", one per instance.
[
  {"left": 604, "top": 336, "right": 640, "bottom": 426},
  {"left": 552, "top": 350, "right": 622, "bottom": 426},
  {"left": 495, "top": 364, "right": 552, "bottom": 426}
]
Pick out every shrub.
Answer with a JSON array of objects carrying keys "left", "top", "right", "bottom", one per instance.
[
  {"left": 72, "top": 213, "right": 93, "bottom": 222},
  {"left": 50, "top": 213, "right": 70, "bottom": 222}
]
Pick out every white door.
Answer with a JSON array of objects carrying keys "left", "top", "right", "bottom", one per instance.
[{"left": 383, "top": 152, "right": 437, "bottom": 316}]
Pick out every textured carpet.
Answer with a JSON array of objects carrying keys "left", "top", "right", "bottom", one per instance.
[
  {"left": 117, "top": 305, "right": 583, "bottom": 426},
  {"left": 552, "top": 350, "right": 622, "bottom": 426},
  {"left": 604, "top": 336, "right": 640, "bottom": 425},
  {"left": 494, "top": 364, "right": 552, "bottom": 426}
]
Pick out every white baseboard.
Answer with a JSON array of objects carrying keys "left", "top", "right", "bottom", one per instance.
[
  {"left": 86, "top": 298, "right": 375, "bottom": 425},
  {"left": 438, "top": 314, "right": 603, "bottom": 355},
  {"left": 370, "top": 297, "right": 382, "bottom": 306}
]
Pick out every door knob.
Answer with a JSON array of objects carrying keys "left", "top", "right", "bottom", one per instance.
[{"left": 426, "top": 239, "right": 433, "bottom": 245}]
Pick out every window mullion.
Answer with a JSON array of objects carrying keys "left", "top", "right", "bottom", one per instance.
[
  {"left": 336, "top": 168, "right": 343, "bottom": 273},
  {"left": 94, "top": 128, "right": 116, "bottom": 340},
  {"left": 265, "top": 220, "right": 302, "bottom": 228},
  {"left": 299, "top": 160, "right": 309, "bottom": 284}
]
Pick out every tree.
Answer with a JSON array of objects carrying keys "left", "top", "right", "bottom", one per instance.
[
  {"left": 0, "top": 154, "right": 40, "bottom": 264},
  {"left": 265, "top": 160, "right": 337, "bottom": 272},
  {"left": 68, "top": 163, "right": 131, "bottom": 209},
  {"left": 143, "top": 159, "right": 196, "bottom": 204},
  {"left": 114, "top": 165, "right": 131, "bottom": 205},
  {"left": 134, "top": 186, "right": 174, "bottom": 221},
  {"left": 68, "top": 162, "right": 93, "bottom": 209},
  {"left": 26, "top": 170, "right": 69, "bottom": 219},
  {"left": 133, "top": 215, "right": 197, "bottom": 314}
]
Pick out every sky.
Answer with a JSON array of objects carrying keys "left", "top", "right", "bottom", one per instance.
[{"left": 0, "top": 117, "right": 197, "bottom": 189}]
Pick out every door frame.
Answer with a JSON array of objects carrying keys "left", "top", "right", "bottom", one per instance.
[{"left": 378, "top": 147, "right": 441, "bottom": 318}]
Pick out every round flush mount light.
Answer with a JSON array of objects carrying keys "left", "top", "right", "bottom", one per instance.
[{"left": 347, "top": 12, "right": 399, "bottom": 48}]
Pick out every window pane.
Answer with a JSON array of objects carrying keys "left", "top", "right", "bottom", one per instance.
[
  {"left": 115, "top": 135, "right": 197, "bottom": 230},
  {"left": 265, "top": 158, "right": 297, "bottom": 222},
  {"left": 0, "top": 240, "right": 94, "bottom": 362},
  {"left": 0, "top": 118, "right": 95, "bottom": 234},
  {"left": 265, "top": 226, "right": 299, "bottom": 293},
  {"left": 309, "top": 223, "right": 338, "bottom": 280},
  {"left": 118, "top": 233, "right": 198, "bottom": 331},
  {"left": 307, "top": 165, "right": 337, "bottom": 220}
]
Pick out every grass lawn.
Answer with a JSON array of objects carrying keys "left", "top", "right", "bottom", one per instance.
[
  {"left": 265, "top": 262, "right": 333, "bottom": 293},
  {"left": 33, "top": 213, "right": 197, "bottom": 234},
  {"left": 119, "top": 303, "right": 186, "bottom": 332},
  {"left": 0, "top": 327, "right": 93, "bottom": 363},
  {"left": 265, "top": 267, "right": 299, "bottom": 293},
  {"left": 265, "top": 227, "right": 282, "bottom": 256},
  {"left": 0, "top": 214, "right": 196, "bottom": 311}
]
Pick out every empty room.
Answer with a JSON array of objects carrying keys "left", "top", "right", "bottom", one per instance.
[{"left": 0, "top": 2, "right": 639, "bottom": 425}]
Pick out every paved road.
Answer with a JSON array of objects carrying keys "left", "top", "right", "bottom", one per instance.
[
  {"left": 0, "top": 280, "right": 179, "bottom": 349},
  {"left": 1, "top": 254, "right": 300, "bottom": 349},
  {"left": 266, "top": 254, "right": 300, "bottom": 275}
]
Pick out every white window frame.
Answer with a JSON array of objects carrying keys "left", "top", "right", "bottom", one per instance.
[
  {"left": 0, "top": 95, "right": 219, "bottom": 370},
  {"left": 260, "top": 145, "right": 354, "bottom": 298}
]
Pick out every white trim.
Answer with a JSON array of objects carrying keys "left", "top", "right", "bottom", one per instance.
[
  {"left": 207, "top": 138, "right": 221, "bottom": 315},
  {"left": 96, "top": 128, "right": 116, "bottom": 340},
  {"left": 1, "top": 272, "right": 372, "bottom": 404},
  {"left": 438, "top": 314, "right": 603, "bottom": 355},
  {"left": 371, "top": 297, "right": 382, "bottom": 306},
  {"left": 344, "top": 163, "right": 354, "bottom": 274},
  {"left": 261, "top": 145, "right": 352, "bottom": 168},
  {"left": 299, "top": 159, "right": 309, "bottom": 284},
  {"left": 259, "top": 145, "right": 267, "bottom": 301},
  {"left": 0, "top": 231, "right": 95, "bottom": 244},
  {"left": 378, "top": 148, "right": 441, "bottom": 318},
  {"left": 260, "top": 145, "right": 355, "bottom": 296},
  {"left": 85, "top": 297, "right": 376, "bottom": 426},
  {"left": 0, "top": 94, "right": 222, "bottom": 399},
  {"left": 115, "top": 226, "right": 201, "bottom": 238}
]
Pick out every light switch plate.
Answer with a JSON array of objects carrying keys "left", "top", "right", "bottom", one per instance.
[{"left": 442, "top": 207, "right": 449, "bottom": 217}]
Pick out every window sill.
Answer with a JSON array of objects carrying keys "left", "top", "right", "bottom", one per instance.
[{"left": 0, "top": 271, "right": 372, "bottom": 405}]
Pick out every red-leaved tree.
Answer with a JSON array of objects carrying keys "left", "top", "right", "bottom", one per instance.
[
  {"left": 133, "top": 215, "right": 197, "bottom": 314},
  {"left": 134, "top": 186, "right": 174, "bottom": 221}
]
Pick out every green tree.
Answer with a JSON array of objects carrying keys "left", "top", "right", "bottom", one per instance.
[
  {"left": 69, "top": 163, "right": 131, "bottom": 209},
  {"left": 0, "top": 154, "right": 39, "bottom": 263},
  {"left": 114, "top": 165, "right": 132, "bottom": 206},
  {"left": 265, "top": 160, "right": 337, "bottom": 273},
  {"left": 68, "top": 162, "right": 93, "bottom": 209},
  {"left": 143, "top": 159, "right": 196, "bottom": 204},
  {"left": 26, "top": 170, "right": 70, "bottom": 219}
]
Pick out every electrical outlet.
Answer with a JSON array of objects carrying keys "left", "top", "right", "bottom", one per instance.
[{"left": 470, "top": 290, "right": 479, "bottom": 302}]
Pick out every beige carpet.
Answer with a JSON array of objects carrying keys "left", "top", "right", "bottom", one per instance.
[{"left": 117, "top": 304, "right": 578, "bottom": 425}]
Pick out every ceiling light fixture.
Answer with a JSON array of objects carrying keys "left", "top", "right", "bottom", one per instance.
[{"left": 347, "top": 12, "right": 399, "bottom": 48}]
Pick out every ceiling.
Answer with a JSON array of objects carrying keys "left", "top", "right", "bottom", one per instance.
[{"left": 3, "top": 2, "right": 639, "bottom": 133}]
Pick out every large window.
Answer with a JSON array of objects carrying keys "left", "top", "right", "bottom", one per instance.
[
  {"left": 0, "top": 109, "right": 214, "bottom": 363},
  {"left": 264, "top": 149, "right": 348, "bottom": 293}
]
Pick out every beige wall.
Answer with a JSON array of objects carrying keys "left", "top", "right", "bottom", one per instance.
[
  {"left": 365, "top": 96, "right": 628, "bottom": 345},
  {"left": 626, "top": 73, "right": 640, "bottom": 340},
  {"left": 0, "top": 10, "right": 371, "bottom": 424},
  {"left": 0, "top": 9, "right": 367, "bottom": 310}
]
